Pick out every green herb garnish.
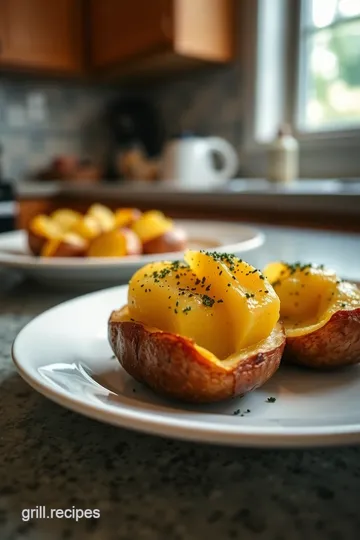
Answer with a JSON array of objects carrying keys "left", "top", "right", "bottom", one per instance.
[{"left": 201, "top": 294, "right": 215, "bottom": 307}]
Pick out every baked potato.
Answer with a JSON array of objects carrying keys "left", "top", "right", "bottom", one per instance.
[
  {"left": 87, "top": 204, "right": 116, "bottom": 233},
  {"left": 142, "top": 227, "right": 187, "bottom": 254},
  {"left": 132, "top": 210, "right": 187, "bottom": 254},
  {"left": 27, "top": 215, "right": 63, "bottom": 255},
  {"left": 50, "top": 208, "right": 82, "bottom": 232},
  {"left": 87, "top": 228, "right": 142, "bottom": 258},
  {"left": 114, "top": 208, "right": 142, "bottom": 228},
  {"left": 41, "top": 232, "right": 88, "bottom": 258},
  {"left": 109, "top": 250, "right": 286, "bottom": 402},
  {"left": 70, "top": 215, "right": 102, "bottom": 240},
  {"left": 263, "top": 262, "right": 360, "bottom": 368}
]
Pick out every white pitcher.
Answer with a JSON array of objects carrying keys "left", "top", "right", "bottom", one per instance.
[{"left": 160, "top": 135, "right": 239, "bottom": 189}]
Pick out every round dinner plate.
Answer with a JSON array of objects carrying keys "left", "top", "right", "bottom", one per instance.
[
  {"left": 12, "top": 285, "right": 360, "bottom": 448},
  {"left": 0, "top": 221, "right": 263, "bottom": 289}
]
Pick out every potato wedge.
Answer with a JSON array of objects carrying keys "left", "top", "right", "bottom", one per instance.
[
  {"left": 87, "top": 228, "right": 142, "bottom": 257},
  {"left": 87, "top": 204, "right": 115, "bottom": 233},
  {"left": 70, "top": 215, "right": 102, "bottom": 240},
  {"left": 27, "top": 215, "right": 63, "bottom": 256},
  {"left": 142, "top": 227, "right": 187, "bottom": 254},
  {"left": 50, "top": 209, "right": 82, "bottom": 232},
  {"left": 109, "top": 313, "right": 285, "bottom": 403},
  {"left": 41, "top": 232, "right": 88, "bottom": 258},
  {"left": 131, "top": 210, "right": 173, "bottom": 243},
  {"left": 114, "top": 208, "right": 142, "bottom": 228}
]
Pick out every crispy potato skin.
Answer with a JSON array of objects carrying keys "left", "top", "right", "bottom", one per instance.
[
  {"left": 48, "top": 241, "right": 87, "bottom": 258},
  {"left": 28, "top": 231, "right": 45, "bottom": 256},
  {"left": 108, "top": 317, "right": 285, "bottom": 403},
  {"left": 284, "top": 308, "right": 360, "bottom": 369},
  {"left": 142, "top": 227, "right": 187, "bottom": 254}
]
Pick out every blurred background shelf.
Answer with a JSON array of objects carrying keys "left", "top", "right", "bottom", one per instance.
[{"left": 16, "top": 179, "right": 360, "bottom": 232}]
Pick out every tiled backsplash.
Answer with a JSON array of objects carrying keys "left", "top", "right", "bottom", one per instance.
[
  {"left": 0, "top": 79, "right": 117, "bottom": 181},
  {"left": 147, "top": 1, "right": 243, "bottom": 164},
  {"left": 1, "top": 32, "right": 242, "bottom": 183},
  {"left": 149, "top": 63, "right": 243, "bottom": 149}
]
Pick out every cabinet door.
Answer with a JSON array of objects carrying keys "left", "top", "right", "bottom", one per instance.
[
  {"left": 90, "top": 0, "right": 173, "bottom": 68},
  {"left": 0, "top": 0, "right": 83, "bottom": 72}
]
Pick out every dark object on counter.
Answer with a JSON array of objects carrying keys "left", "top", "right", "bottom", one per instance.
[
  {"left": 0, "top": 144, "right": 16, "bottom": 232},
  {"left": 33, "top": 156, "right": 101, "bottom": 183},
  {"left": 0, "top": 183, "right": 16, "bottom": 233},
  {"left": 105, "top": 97, "right": 164, "bottom": 180}
]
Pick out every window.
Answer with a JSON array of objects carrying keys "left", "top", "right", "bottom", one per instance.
[
  {"left": 298, "top": 0, "right": 360, "bottom": 132},
  {"left": 243, "top": 0, "right": 360, "bottom": 178}
]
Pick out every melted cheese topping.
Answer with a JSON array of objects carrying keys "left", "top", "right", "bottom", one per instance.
[
  {"left": 263, "top": 262, "right": 360, "bottom": 337},
  {"left": 124, "top": 250, "right": 280, "bottom": 360}
]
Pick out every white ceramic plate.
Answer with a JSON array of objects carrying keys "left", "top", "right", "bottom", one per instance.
[
  {"left": 12, "top": 285, "right": 360, "bottom": 448},
  {"left": 0, "top": 221, "right": 263, "bottom": 289}
]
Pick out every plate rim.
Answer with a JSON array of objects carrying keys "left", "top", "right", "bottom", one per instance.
[
  {"left": 0, "top": 221, "right": 265, "bottom": 269},
  {"left": 11, "top": 284, "right": 360, "bottom": 448}
]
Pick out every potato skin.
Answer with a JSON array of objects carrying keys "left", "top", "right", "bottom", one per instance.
[
  {"left": 28, "top": 230, "right": 46, "bottom": 256},
  {"left": 142, "top": 227, "right": 187, "bottom": 255},
  {"left": 47, "top": 240, "right": 87, "bottom": 258},
  {"left": 108, "top": 317, "right": 285, "bottom": 403},
  {"left": 284, "top": 308, "right": 360, "bottom": 369}
]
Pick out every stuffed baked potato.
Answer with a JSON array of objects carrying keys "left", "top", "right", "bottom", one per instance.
[
  {"left": 264, "top": 262, "right": 360, "bottom": 368},
  {"left": 109, "top": 250, "right": 286, "bottom": 402}
]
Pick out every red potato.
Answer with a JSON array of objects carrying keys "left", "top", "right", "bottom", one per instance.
[
  {"left": 142, "top": 227, "right": 188, "bottom": 254},
  {"left": 28, "top": 230, "right": 47, "bottom": 256},
  {"left": 50, "top": 209, "right": 82, "bottom": 232},
  {"left": 130, "top": 210, "right": 188, "bottom": 254},
  {"left": 41, "top": 233, "right": 88, "bottom": 258},
  {"left": 70, "top": 215, "right": 102, "bottom": 241},
  {"left": 109, "top": 313, "right": 285, "bottom": 403},
  {"left": 114, "top": 208, "right": 142, "bottom": 228},
  {"left": 87, "top": 204, "right": 116, "bottom": 233},
  {"left": 131, "top": 210, "right": 173, "bottom": 242},
  {"left": 27, "top": 215, "right": 63, "bottom": 256},
  {"left": 87, "top": 228, "right": 142, "bottom": 258}
]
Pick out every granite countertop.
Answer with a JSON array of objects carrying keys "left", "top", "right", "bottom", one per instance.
[{"left": 1, "top": 225, "right": 360, "bottom": 540}]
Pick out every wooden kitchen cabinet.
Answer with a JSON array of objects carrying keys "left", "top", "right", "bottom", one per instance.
[
  {"left": 0, "top": 0, "right": 83, "bottom": 73},
  {"left": 0, "top": 0, "right": 234, "bottom": 79},
  {"left": 89, "top": 0, "right": 235, "bottom": 78},
  {"left": 90, "top": 0, "right": 173, "bottom": 68}
]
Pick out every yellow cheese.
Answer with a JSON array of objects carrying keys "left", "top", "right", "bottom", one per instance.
[
  {"left": 131, "top": 211, "right": 173, "bottom": 243},
  {"left": 127, "top": 251, "right": 280, "bottom": 359},
  {"left": 30, "top": 215, "right": 62, "bottom": 239},
  {"left": 263, "top": 262, "right": 360, "bottom": 336}
]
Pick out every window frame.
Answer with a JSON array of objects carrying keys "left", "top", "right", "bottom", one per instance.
[{"left": 241, "top": 0, "right": 360, "bottom": 178}]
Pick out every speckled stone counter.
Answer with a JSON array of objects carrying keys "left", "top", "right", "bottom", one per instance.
[{"left": 1, "top": 225, "right": 360, "bottom": 540}]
